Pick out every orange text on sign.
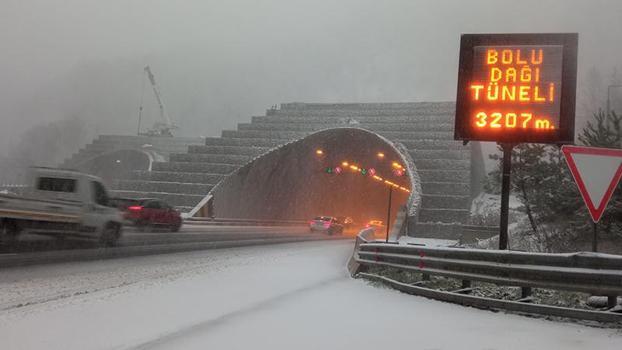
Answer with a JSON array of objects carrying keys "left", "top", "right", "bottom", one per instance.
[
  {"left": 470, "top": 48, "right": 556, "bottom": 104},
  {"left": 474, "top": 112, "right": 554, "bottom": 130}
]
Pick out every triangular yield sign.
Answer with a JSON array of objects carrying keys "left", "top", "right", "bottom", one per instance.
[{"left": 562, "top": 145, "right": 622, "bottom": 222}]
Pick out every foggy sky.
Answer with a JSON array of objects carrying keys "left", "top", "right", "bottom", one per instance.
[{"left": 1, "top": 0, "right": 622, "bottom": 154}]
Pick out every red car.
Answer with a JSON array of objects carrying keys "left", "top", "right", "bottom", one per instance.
[{"left": 118, "top": 198, "right": 182, "bottom": 232}]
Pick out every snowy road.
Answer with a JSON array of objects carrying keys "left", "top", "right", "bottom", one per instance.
[{"left": 0, "top": 240, "right": 620, "bottom": 349}]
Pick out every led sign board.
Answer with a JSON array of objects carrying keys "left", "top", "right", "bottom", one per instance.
[{"left": 455, "top": 33, "right": 578, "bottom": 143}]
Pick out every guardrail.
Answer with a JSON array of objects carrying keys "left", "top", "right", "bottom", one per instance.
[
  {"left": 349, "top": 230, "right": 622, "bottom": 323},
  {"left": 0, "top": 234, "right": 343, "bottom": 268},
  {"left": 184, "top": 217, "right": 307, "bottom": 226}
]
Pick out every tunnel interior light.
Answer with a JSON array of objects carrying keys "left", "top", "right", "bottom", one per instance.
[
  {"left": 377, "top": 152, "right": 385, "bottom": 159},
  {"left": 325, "top": 159, "right": 410, "bottom": 193},
  {"left": 316, "top": 149, "right": 324, "bottom": 155}
]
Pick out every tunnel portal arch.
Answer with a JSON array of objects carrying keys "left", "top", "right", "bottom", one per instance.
[
  {"left": 74, "top": 149, "right": 161, "bottom": 186},
  {"left": 207, "top": 128, "right": 422, "bottom": 229}
]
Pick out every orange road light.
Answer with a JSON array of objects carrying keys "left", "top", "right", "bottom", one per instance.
[
  {"left": 342, "top": 161, "right": 349, "bottom": 167},
  {"left": 315, "top": 149, "right": 324, "bottom": 155},
  {"left": 377, "top": 152, "right": 385, "bottom": 159}
]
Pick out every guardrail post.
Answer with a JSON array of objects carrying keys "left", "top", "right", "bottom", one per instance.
[
  {"left": 519, "top": 287, "right": 532, "bottom": 302},
  {"left": 608, "top": 295, "right": 618, "bottom": 309}
]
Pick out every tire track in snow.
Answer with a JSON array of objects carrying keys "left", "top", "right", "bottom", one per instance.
[{"left": 126, "top": 275, "right": 348, "bottom": 350}]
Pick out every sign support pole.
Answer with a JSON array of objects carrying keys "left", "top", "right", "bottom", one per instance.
[
  {"left": 499, "top": 143, "right": 515, "bottom": 250},
  {"left": 386, "top": 186, "right": 393, "bottom": 243},
  {"left": 592, "top": 222, "right": 598, "bottom": 252}
]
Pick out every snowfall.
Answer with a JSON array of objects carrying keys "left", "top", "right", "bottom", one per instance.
[{"left": 0, "top": 240, "right": 620, "bottom": 350}]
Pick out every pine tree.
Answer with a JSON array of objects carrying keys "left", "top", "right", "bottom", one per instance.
[{"left": 578, "top": 109, "right": 622, "bottom": 148}]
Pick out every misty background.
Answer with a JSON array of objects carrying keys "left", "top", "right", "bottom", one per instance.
[{"left": 1, "top": 0, "right": 622, "bottom": 182}]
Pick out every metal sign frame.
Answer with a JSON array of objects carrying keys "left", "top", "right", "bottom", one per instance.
[{"left": 455, "top": 33, "right": 578, "bottom": 144}]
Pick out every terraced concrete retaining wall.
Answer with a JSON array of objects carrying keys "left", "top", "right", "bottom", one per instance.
[{"left": 63, "top": 103, "right": 484, "bottom": 239}]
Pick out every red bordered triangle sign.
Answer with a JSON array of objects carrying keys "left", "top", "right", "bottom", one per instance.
[{"left": 561, "top": 145, "right": 622, "bottom": 222}]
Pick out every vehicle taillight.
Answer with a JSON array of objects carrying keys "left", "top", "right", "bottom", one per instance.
[
  {"left": 323, "top": 222, "right": 330, "bottom": 227},
  {"left": 309, "top": 221, "right": 314, "bottom": 225},
  {"left": 128, "top": 206, "right": 143, "bottom": 211},
  {"left": 365, "top": 223, "right": 370, "bottom": 228}
]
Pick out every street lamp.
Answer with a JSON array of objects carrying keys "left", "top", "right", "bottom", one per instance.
[
  {"left": 606, "top": 84, "right": 622, "bottom": 116},
  {"left": 391, "top": 161, "right": 403, "bottom": 169},
  {"left": 385, "top": 186, "right": 393, "bottom": 243}
]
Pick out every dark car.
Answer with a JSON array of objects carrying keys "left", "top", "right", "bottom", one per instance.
[
  {"left": 309, "top": 216, "right": 343, "bottom": 235},
  {"left": 119, "top": 198, "right": 182, "bottom": 232}
]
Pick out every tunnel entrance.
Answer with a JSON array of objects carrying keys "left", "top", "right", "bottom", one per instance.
[
  {"left": 77, "top": 150, "right": 151, "bottom": 186},
  {"left": 210, "top": 128, "right": 417, "bottom": 232}
]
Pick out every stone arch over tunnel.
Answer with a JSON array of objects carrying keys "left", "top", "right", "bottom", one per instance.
[
  {"left": 74, "top": 149, "right": 155, "bottom": 186},
  {"left": 210, "top": 128, "right": 421, "bottom": 229}
]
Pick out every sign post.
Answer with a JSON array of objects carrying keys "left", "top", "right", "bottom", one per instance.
[
  {"left": 561, "top": 145, "right": 622, "bottom": 251},
  {"left": 498, "top": 143, "right": 514, "bottom": 250},
  {"left": 386, "top": 186, "right": 393, "bottom": 243},
  {"left": 455, "top": 33, "right": 578, "bottom": 249}
]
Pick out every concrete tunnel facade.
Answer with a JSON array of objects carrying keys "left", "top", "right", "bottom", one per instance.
[
  {"left": 75, "top": 149, "right": 156, "bottom": 187},
  {"left": 208, "top": 128, "right": 422, "bottom": 231}
]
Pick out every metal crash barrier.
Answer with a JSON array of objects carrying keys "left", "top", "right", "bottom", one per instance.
[
  {"left": 184, "top": 217, "right": 307, "bottom": 226},
  {"left": 349, "top": 230, "right": 622, "bottom": 323}
]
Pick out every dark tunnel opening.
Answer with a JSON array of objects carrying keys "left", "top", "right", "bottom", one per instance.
[
  {"left": 210, "top": 128, "right": 414, "bottom": 233},
  {"left": 78, "top": 150, "right": 151, "bottom": 186}
]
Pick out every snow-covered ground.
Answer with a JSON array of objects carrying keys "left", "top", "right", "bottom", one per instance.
[
  {"left": 0, "top": 240, "right": 620, "bottom": 349},
  {"left": 398, "top": 235, "right": 459, "bottom": 247}
]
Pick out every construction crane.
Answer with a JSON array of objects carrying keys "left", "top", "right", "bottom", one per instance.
[{"left": 137, "top": 65, "right": 177, "bottom": 137}]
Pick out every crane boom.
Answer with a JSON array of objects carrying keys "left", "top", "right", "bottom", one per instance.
[{"left": 144, "top": 66, "right": 172, "bottom": 127}]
